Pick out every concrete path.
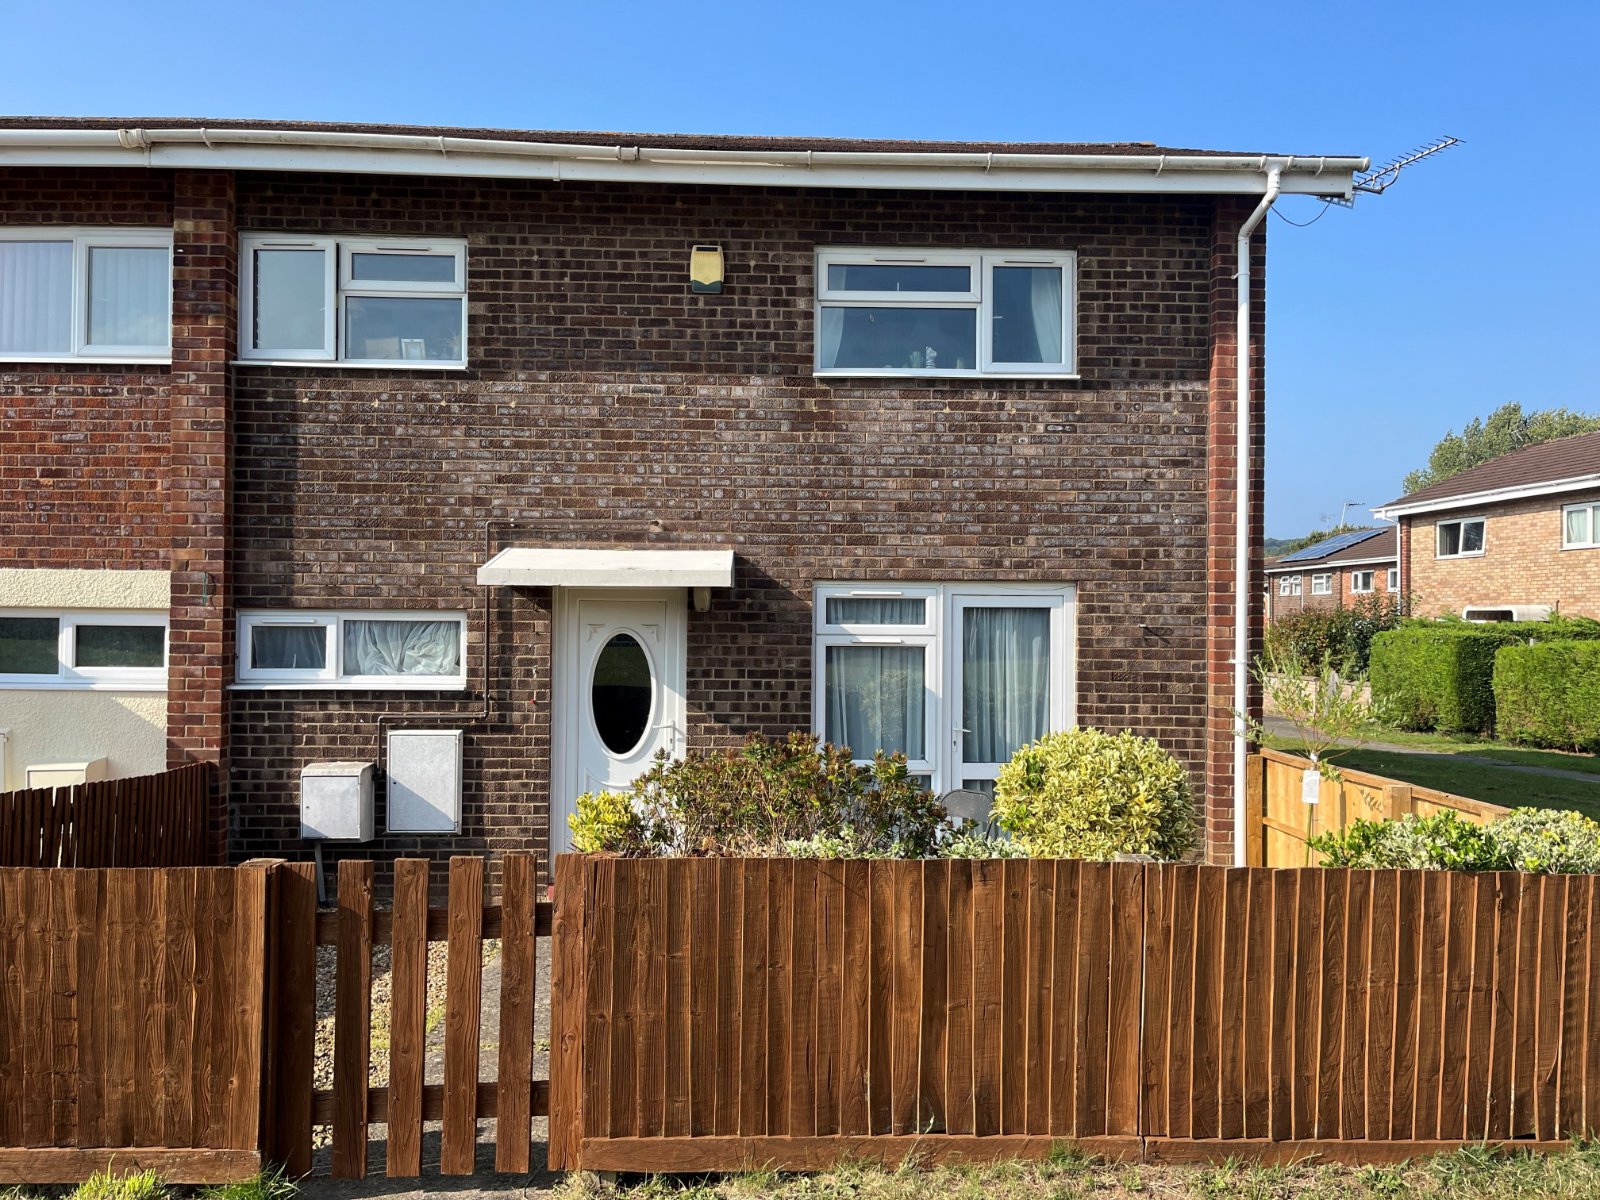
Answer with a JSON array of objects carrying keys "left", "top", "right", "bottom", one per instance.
[{"left": 1263, "top": 716, "right": 1600, "bottom": 785}]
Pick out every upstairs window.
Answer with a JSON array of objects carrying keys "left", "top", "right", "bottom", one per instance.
[
  {"left": 1350, "top": 570, "right": 1375, "bottom": 594},
  {"left": 0, "top": 610, "right": 167, "bottom": 689},
  {"left": 1437, "top": 517, "right": 1485, "bottom": 558},
  {"left": 1311, "top": 574, "right": 1332, "bottom": 595},
  {"left": 815, "top": 249, "right": 1075, "bottom": 378},
  {"left": 239, "top": 236, "right": 466, "bottom": 366},
  {"left": 0, "top": 230, "right": 172, "bottom": 362},
  {"left": 1277, "top": 575, "right": 1302, "bottom": 597},
  {"left": 1563, "top": 501, "right": 1600, "bottom": 550}
]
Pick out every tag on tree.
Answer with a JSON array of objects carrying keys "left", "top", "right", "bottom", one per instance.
[{"left": 1302, "top": 767, "right": 1321, "bottom": 806}]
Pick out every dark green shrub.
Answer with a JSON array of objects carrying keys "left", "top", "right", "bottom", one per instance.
[
  {"left": 568, "top": 732, "right": 947, "bottom": 858},
  {"left": 1369, "top": 624, "right": 1515, "bottom": 733},
  {"left": 1494, "top": 641, "right": 1600, "bottom": 752},
  {"left": 1266, "top": 593, "right": 1403, "bottom": 676}
]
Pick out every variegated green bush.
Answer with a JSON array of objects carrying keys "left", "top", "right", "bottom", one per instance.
[{"left": 992, "top": 728, "right": 1196, "bottom": 861}]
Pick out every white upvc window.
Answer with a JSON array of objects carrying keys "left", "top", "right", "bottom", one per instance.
[
  {"left": 1350, "top": 570, "right": 1375, "bottom": 594},
  {"left": 1563, "top": 501, "right": 1600, "bottom": 550},
  {"left": 814, "top": 248, "right": 1076, "bottom": 379},
  {"left": 1311, "top": 574, "right": 1332, "bottom": 595},
  {"left": 0, "top": 610, "right": 168, "bottom": 690},
  {"left": 1387, "top": 567, "right": 1400, "bottom": 591},
  {"left": 1276, "top": 575, "right": 1302, "bottom": 597},
  {"left": 238, "top": 235, "right": 467, "bottom": 367},
  {"left": 0, "top": 229, "right": 173, "bottom": 362},
  {"left": 1436, "top": 516, "right": 1486, "bottom": 558},
  {"left": 812, "top": 583, "right": 1075, "bottom": 796},
  {"left": 236, "top": 610, "right": 467, "bottom": 689}
]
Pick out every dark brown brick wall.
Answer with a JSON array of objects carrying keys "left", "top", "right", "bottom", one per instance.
[{"left": 224, "top": 175, "right": 1247, "bottom": 882}]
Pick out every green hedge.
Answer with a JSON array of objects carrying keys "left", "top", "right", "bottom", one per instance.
[
  {"left": 1369, "top": 625, "right": 1514, "bottom": 733},
  {"left": 1493, "top": 641, "right": 1600, "bottom": 752}
]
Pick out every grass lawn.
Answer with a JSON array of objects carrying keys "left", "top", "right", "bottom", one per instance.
[
  {"left": 562, "top": 1142, "right": 1600, "bottom": 1200},
  {"left": 1342, "top": 725, "right": 1600, "bottom": 777}
]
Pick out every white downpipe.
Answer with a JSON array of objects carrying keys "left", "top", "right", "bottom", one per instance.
[{"left": 1233, "top": 167, "right": 1280, "bottom": 866}]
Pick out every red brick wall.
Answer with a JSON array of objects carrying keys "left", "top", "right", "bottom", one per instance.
[
  {"left": 1265, "top": 561, "right": 1398, "bottom": 622},
  {"left": 0, "top": 170, "right": 174, "bottom": 566}
]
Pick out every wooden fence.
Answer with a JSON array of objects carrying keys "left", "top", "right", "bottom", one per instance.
[
  {"left": 552, "top": 855, "right": 1600, "bottom": 1171},
  {"left": 0, "top": 763, "right": 212, "bottom": 868},
  {"left": 0, "top": 864, "right": 270, "bottom": 1183},
  {"left": 262, "top": 855, "right": 555, "bottom": 1180}
]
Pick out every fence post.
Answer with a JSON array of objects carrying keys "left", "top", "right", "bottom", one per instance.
[
  {"left": 1245, "top": 754, "right": 1267, "bottom": 867},
  {"left": 1386, "top": 784, "right": 1413, "bottom": 821},
  {"left": 548, "top": 854, "right": 589, "bottom": 1171},
  {"left": 260, "top": 860, "right": 317, "bottom": 1177}
]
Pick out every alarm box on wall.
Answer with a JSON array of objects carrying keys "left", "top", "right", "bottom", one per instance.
[{"left": 300, "top": 760, "right": 375, "bottom": 841}]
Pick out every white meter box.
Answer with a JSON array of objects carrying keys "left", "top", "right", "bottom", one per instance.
[
  {"left": 387, "top": 729, "right": 463, "bottom": 834},
  {"left": 300, "top": 761, "right": 375, "bottom": 841}
]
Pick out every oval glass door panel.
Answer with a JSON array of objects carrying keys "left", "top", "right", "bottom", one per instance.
[{"left": 591, "top": 632, "right": 654, "bottom": 756}]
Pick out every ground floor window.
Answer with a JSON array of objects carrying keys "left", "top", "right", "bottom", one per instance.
[
  {"left": 812, "top": 583, "right": 1074, "bottom": 797},
  {"left": 235, "top": 609, "right": 467, "bottom": 688}
]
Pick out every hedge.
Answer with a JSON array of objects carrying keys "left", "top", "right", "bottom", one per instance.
[
  {"left": 1369, "top": 624, "right": 1514, "bottom": 733},
  {"left": 1493, "top": 640, "right": 1600, "bottom": 752}
]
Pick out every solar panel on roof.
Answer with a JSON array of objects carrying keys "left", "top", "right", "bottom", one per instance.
[{"left": 1277, "top": 528, "right": 1383, "bottom": 563}]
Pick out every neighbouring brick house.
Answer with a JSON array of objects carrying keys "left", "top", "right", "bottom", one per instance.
[
  {"left": 0, "top": 118, "right": 1366, "bottom": 874},
  {"left": 1375, "top": 431, "right": 1600, "bottom": 621},
  {"left": 1264, "top": 527, "right": 1398, "bottom": 621}
]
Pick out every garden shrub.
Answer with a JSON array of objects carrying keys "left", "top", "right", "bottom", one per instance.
[
  {"left": 1368, "top": 623, "right": 1516, "bottom": 733},
  {"left": 568, "top": 732, "right": 947, "bottom": 858},
  {"left": 1308, "top": 807, "right": 1600, "bottom": 874},
  {"left": 784, "top": 823, "right": 1026, "bottom": 860},
  {"left": 1493, "top": 640, "right": 1600, "bottom": 752},
  {"left": 992, "top": 728, "right": 1196, "bottom": 861},
  {"left": 1265, "top": 593, "right": 1402, "bottom": 676}
]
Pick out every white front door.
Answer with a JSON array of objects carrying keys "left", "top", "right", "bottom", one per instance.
[{"left": 551, "top": 589, "right": 686, "bottom": 858}]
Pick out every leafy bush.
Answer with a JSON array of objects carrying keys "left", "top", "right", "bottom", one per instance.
[
  {"left": 1493, "top": 640, "right": 1600, "bottom": 752},
  {"left": 1368, "top": 623, "right": 1514, "bottom": 733},
  {"left": 1308, "top": 811, "right": 1504, "bottom": 871},
  {"left": 1265, "top": 593, "right": 1402, "bottom": 676},
  {"left": 992, "top": 728, "right": 1196, "bottom": 861},
  {"left": 568, "top": 732, "right": 947, "bottom": 858},
  {"left": 784, "top": 822, "right": 1027, "bottom": 860},
  {"left": 1491, "top": 808, "right": 1600, "bottom": 874},
  {"left": 71, "top": 1171, "right": 168, "bottom": 1200},
  {"left": 1308, "top": 807, "right": 1600, "bottom": 874}
]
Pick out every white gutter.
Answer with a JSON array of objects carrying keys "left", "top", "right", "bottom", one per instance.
[
  {"left": 1373, "top": 471, "right": 1600, "bottom": 520},
  {"left": 1234, "top": 166, "right": 1280, "bottom": 866},
  {"left": 0, "top": 126, "right": 1367, "bottom": 195}
]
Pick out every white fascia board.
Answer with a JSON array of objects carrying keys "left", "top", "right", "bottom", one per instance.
[
  {"left": 1373, "top": 473, "right": 1600, "bottom": 521},
  {"left": 1265, "top": 553, "right": 1395, "bottom": 573},
  {"left": 0, "top": 130, "right": 1365, "bottom": 197},
  {"left": 477, "top": 547, "right": 735, "bottom": 589}
]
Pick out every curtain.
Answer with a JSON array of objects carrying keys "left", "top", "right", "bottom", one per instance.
[
  {"left": 1029, "top": 267, "right": 1063, "bottom": 363},
  {"left": 818, "top": 307, "right": 845, "bottom": 369},
  {"left": 824, "top": 645, "right": 925, "bottom": 760},
  {"left": 87, "top": 246, "right": 167, "bottom": 348},
  {"left": 344, "top": 619, "right": 460, "bottom": 676},
  {"left": 825, "top": 597, "right": 924, "bottom": 625},
  {"left": 961, "top": 607, "right": 1049, "bottom": 764},
  {"left": 1567, "top": 506, "right": 1590, "bottom": 546},
  {"left": 0, "top": 241, "right": 72, "bottom": 354},
  {"left": 252, "top": 625, "right": 326, "bottom": 671}
]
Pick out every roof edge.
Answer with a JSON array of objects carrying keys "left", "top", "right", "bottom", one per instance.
[{"left": 1375, "top": 471, "right": 1600, "bottom": 520}]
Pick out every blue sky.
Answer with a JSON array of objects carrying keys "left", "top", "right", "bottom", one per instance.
[{"left": 6, "top": 0, "right": 1596, "bottom": 536}]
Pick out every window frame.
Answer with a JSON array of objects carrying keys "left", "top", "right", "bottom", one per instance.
[
  {"left": 237, "top": 233, "right": 468, "bottom": 369},
  {"left": 0, "top": 609, "right": 168, "bottom": 690},
  {"left": 812, "top": 582, "right": 1075, "bottom": 796},
  {"left": 813, "top": 247, "right": 1077, "bottom": 380},
  {"left": 1310, "top": 574, "right": 1332, "bottom": 596},
  {"left": 1387, "top": 567, "right": 1400, "bottom": 591},
  {"left": 1562, "top": 501, "right": 1600, "bottom": 550},
  {"left": 235, "top": 610, "right": 468, "bottom": 689},
  {"left": 1436, "top": 516, "right": 1487, "bottom": 559},
  {"left": 0, "top": 228, "right": 173, "bottom": 363},
  {"left": 1350, "top": 570, "right": 1375, "bottom": 594}
]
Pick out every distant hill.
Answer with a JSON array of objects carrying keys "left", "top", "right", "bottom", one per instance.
[{"left": 1263, "top": 537, "right": 1297, "bottom": 557}]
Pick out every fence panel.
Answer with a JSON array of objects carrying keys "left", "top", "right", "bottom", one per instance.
[
  {"left": 0, "top": 864, "right": 268, "bottom": 1183},
  {"left": 0, "top": 764, "right": 211, "bottom": 868}
]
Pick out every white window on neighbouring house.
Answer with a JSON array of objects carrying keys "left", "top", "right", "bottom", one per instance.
[
  {"left": 1388, "top": 567, "right": 1400, "bottom": 591},
  {"left": 814, "top": 249, "right": 1075, "bottom": 378},
  {"left": 1311, "top": 574, "right": 1332, "bottom": 595},
  {"left": 236, "top": 610, "right": 467, "bottom": 688},
  {"left": 1276, "top": 575, "right": 1302, "bottom": 597},
  {"left": 813, "top": 583, "right": 1073, "bottom": 795},
  {"left": 0, "top": 610, "right": 168, "bottom": 688},
  {"left": 1350, "top": 570, "right": 1375, "bottom": 594},
  {"left": 1436, "top": 516, "right": 1486, "bottom": 558},
  {"left": 238, "top": 236, "right": 467, "bottom": 366},
  {"left": 1563, "top": 501, "right": 1600, "bottom": 550},
  {"left": 0, "top": 230, "right": 172, "bottom": 361}
]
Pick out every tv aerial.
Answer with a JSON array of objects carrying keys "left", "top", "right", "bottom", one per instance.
[{"left": 1329, "top": 136, "right": 1460, "bottom": 207}]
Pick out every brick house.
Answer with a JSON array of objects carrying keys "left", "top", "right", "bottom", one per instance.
[
  {"left": 0, "top": 119, "right": 1365, "bottom": 873},
  {"left": 1264, "top": 527, "right": 1398, "bottom": 622},
  {"left": 1375, "top": 431, "right": 1600, "bottom": 621}
]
